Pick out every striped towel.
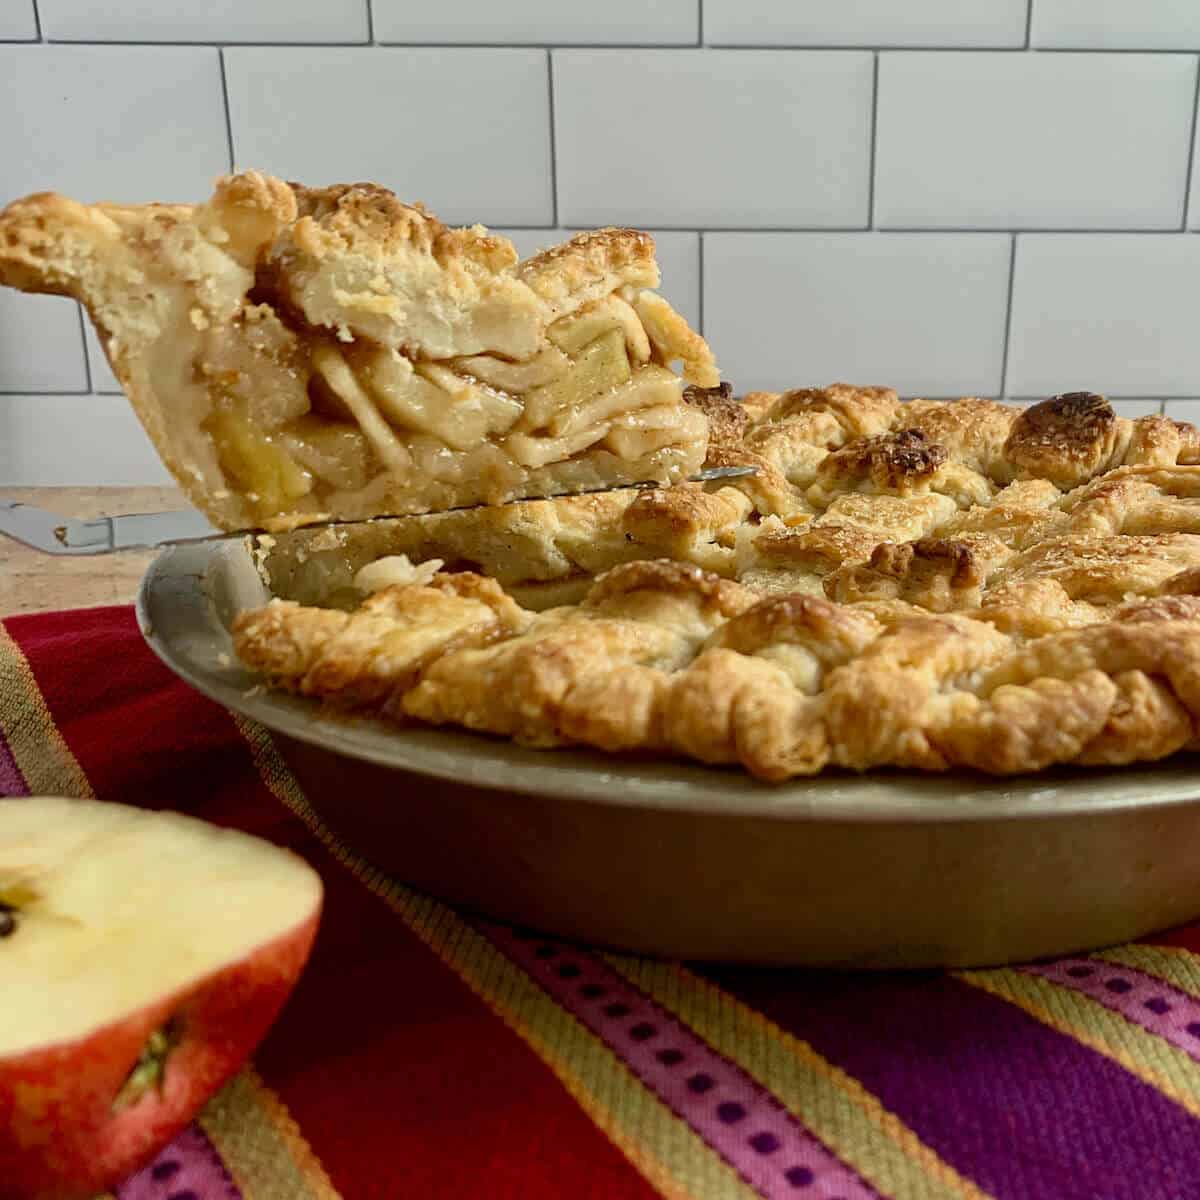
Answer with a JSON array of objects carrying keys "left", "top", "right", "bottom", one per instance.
[{"left": 4, "top": 605, "right": 1200, "bottom": 1200}]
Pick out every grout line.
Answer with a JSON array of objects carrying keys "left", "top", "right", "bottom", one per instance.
[
  {"left": 30, "top": 0, "right": 42, "bottom": 40},
  {"left": 0, "top": 389, "right": 94, "bottom": 397},
  {"left": 697, "top": 233, "right": 705, "bottom": 336},
  {"left": 26, "top": 39, "right": 1200, "bottom": 52},
  {"left": 880, "top": 225, "right": 1184, "bottom": 234},
  {"left": 697, "top": 0, "right": 703, "bottom": 46},
  {"left": 536, "top": 224, "right": 1190, "bottom": 234},
  {"left": 218, "top": 48, "right": 236, "bottom": 172},
  {"left": 1024, "top": 0, "right": 1033, "bottom": 48},
  {"left": 568, "top": 224, "right": 875, "bottom": 233},
  {"left": 546, "top": 49, "right": 558, "bottom": 227},
  {"left": 41, "top": 39, "right": 371, "bottom": 47},
  {"left": 867, "top": 52, "right": 879, "bottom": 228},
  {"left": 998, "top": 234, "right": 1018, "bottom": 398},
  {"left": 42, "top": 38, "right": 699, "bottom": 49},
  {"left": 1183, "top": 56, "right": 1200, "bottom": 229},
  {"left": 701, "top": 43, "right": 1199, "bottom": 53},
  {"left": 75, "top": 304, "right": 92, "bottom": 393},
  {"left": 365, "top": 0, "right": 375, "bottom": 45}
]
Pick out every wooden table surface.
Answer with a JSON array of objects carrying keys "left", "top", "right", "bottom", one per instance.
[{"left": 0, "top": 486, "right": 187, "bottom": 617}]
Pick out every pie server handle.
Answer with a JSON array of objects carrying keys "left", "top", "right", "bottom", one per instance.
[{"left": 0, "top": 466, "right": 756, "bottom": 556}]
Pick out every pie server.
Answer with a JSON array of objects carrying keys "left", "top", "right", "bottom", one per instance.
[{"left": 0, "top": 465, "right": 757, "bottom": 556}]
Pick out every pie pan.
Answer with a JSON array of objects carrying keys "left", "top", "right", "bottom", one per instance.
[{"left": 138, "top": 538, "right": 1200, "bottom": 969}]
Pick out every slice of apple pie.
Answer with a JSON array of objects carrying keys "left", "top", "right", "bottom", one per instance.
[{"left": 0, "top": 172, "right": 715, "bottom": 530}]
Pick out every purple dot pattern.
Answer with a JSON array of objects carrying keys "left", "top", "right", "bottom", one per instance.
[
  {"left": 1025, "top": 957, "right": 1200, "bottom": 1062},
  {"left": 483, "top": 922, "right": 881, "bottom": 1200},
  {"left": 114, "top": 1125, "right": 241, "bottom": 1200}
]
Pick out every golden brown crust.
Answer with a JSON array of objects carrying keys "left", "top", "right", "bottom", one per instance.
[
  {"left": 584, "top": 558, "right": 757, "bottom": 620},
  {"left": 770, "top": 383, "right": 900, "bottom": 437},
  {"left": 517, "top": 227, "right": 658, "bottom": 317},
  {"left": 235, "top": 383, "right": 1200, "bottom": 781},
  {"left": 899, "top": 398, "right": 1017, "bottom": 477},
  {"left": 234, "top": 554, "right": 1200, "bottom": 780},
  {"left": 814, "top": 429, "right": 949, "bottom": 493},
  {"left": 1003, "top": 392, "right": 1120, "bottom": 486},
  {"left": 0, "top": 173, "right": 715, "bottom": 531},
  {"left": 683, "top": 382, "right": 745, "bottom": 445},
  {"left": 824, "top": 534, "right": 1011, "bottom": 611}
]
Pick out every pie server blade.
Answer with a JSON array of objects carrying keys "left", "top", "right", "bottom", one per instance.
[{"left": 0, "top": 465, "right": 757, "bottom": 556}]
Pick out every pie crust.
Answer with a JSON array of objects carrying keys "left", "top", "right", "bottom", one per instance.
[
  {"left": 234, "top": 388, "right": 1200, "bottom": 779},
  {"left": 0, "top": 173, "right": 715, "bottom": 531}
]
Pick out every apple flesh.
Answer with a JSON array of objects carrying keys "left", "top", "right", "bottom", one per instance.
[{"left": 0, "top": 796, "right": 323, "bottom": 1200}]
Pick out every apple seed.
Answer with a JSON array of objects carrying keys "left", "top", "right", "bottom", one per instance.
[{"left": 0, "top": 901, "right": 15, "bottom": 939}]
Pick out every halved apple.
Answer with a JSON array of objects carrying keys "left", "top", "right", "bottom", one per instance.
[{"left": 0, "top": 797, "right": 323, "bottom": 1200}]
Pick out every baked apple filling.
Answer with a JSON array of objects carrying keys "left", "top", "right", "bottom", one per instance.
[{"left": 0, "top": 172, "right": 717, "bottom": 531}]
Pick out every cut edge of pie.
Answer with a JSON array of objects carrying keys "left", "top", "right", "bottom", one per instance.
[
  {"left": 232, "top": 388, "right": 1200, "bottom": 781},
  {"left": 0, "top": 172, "right": 716, "bottom": 531}
]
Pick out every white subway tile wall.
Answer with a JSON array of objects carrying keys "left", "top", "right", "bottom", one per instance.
[
  {"left": 1191, "top": 117, "right": 1200, "bottom": 230},
  {"left": 373, "top": 1, "right": 698, "bottom": 45},
  {"left": 38, "top": 1, "right": 370, "bottom": 44},
  {"left": 224, "top": 48, "right": 552, "bottom": 225},
  {"left": 706, "top": 0, "right": 1028, "bottom": 48},
  {"left": 1007, "top": 235, "right": 1200, "bottom": 397},
  {"left": 554, "top": 50, "right": 873, "bottom": 228},
  {"left": 0, "top": 2, "right": 36, "bottom": 40},
  {"left": 1031, "top": 0, "right": 1200, "bottom": 50},
  {"left": 0, "top": 45, "right": 229, "bottom": 204},
  {"left": 875, "top": 52, "right": 1196, "bottom": 229},
  {"left": 0, "top": 397, "right": 171, "bottom": 486},
  {"left": 2, "top": 4, "right": 1199, "bottom": 483},
  {"left": 704, "top": 233, "right": 1011, "bottom": 396},
  {"left": 0, "top": 293, "right": 87, "bottom": 393}
]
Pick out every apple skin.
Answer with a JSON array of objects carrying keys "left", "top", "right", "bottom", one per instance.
[{"left": 0, "top": 905, "right": 320, "bottom": 1200}]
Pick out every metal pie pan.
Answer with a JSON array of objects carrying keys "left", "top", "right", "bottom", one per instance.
[{"left": 139, "top": 538, "right": 1200, "bottom": 968}]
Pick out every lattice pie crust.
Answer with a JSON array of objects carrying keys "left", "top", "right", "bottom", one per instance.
[{"left": 234, "top": 388, "right": 1200, "bottom": 779}]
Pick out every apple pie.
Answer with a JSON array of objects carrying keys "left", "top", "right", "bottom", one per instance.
[
  {"left": 234, "top": 389, "right": 1200, "bottom": 779},
  {"left": 0, "top": 173, "right": 715, "bottom": 531}
]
